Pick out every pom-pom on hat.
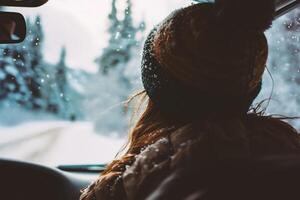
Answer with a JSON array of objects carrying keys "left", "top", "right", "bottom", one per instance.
[{"left": 141, "top": 1, "right": 275, "bottom": 119}]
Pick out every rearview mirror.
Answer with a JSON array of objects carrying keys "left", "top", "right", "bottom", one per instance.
[
  {"left": 0, "top": 0, "right": 48, "bottom": 7},
  {"left": 0, "top": 12, "right": 26, "bottom": 43}
]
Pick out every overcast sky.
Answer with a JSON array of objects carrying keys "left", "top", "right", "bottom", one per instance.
[{"left": 8, "top": 0, "right": 191, "bottom": 72}]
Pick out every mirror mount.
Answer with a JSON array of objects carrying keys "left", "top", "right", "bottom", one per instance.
[
  {"left": 0, "top": 0, "right": 48, "bottom": 7},
  {"left": 0, "top": 0, "right": 48, "bottom": 44}
]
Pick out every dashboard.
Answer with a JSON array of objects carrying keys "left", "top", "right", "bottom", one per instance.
[{"left": 0, "top": 159, "right": 97, "bottom": 200}]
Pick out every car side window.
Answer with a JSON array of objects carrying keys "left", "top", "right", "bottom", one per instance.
[{"left": 256, "top": 7, "right": 300, "bottom": 126}]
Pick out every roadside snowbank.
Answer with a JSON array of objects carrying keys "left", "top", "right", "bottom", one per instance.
[{"left": 0, "top": 121, "right": 126, "bottom": 167}]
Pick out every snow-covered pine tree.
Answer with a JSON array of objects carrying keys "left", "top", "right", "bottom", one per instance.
[
  {"left": 87, "top": 0, "right": 146, "bottom": 135},
  {"left": 38, "top": 50, "right": 62, "bottom": 115},
  {"left": 24, "top": 15, "right": 46, "bottom": 109},
  {"left": 97, "top": 0, "right": 145, "bottom": 75},
  {"left": 59, "top": 52, "right": 87, "bottom": 121},
  {"left": 121, "top": 0, "right": 145, "bottom": 50},
  {"left": 0, "top": 46, "right": 29, "bottom": 106},
  {"left": 39, "top": 46, "right": 81, "bottom": 120},
  {"left": 97, "top": 0, "right": 122, "bottom": 74},
  {"left": 108, "top": 0, "right": 120, "bottom": 38},
  {"left": 55, "top": 47, "right": 74, "bottom": 118},
  {"left": 56, "top": 47, "right": 67, "bottom": 99},
  {"left": 0, "top": 15, "right": 49, "bottom": 111},
  {"left": 0, "top": 22, "right": 33, "bottom": 108}
]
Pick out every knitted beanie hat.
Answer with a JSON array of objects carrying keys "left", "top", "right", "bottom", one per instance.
[{"left": 141, "top": 0, "right": 275, "bottom": 118}]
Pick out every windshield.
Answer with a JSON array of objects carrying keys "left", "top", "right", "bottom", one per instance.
[{"left": 0, "top": 1, "right": 299, "bottom": 166}]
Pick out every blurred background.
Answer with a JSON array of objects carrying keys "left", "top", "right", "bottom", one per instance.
[{"left": 0, "top": 0, "right": 299, "bottom": 166}]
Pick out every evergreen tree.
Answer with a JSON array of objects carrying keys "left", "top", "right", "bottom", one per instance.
[
  {"left": 0, "top": 33, "right": 32, "bottom": 107},
  {"left": 25, "top": 15, "right": 45, "bottom": 109},
  {"left": 55, "top": 47, "right": 71, "bottom": 117},
  {"left": 0, "top": 14, "right": 80, "bottom": 119},
  {"left": 121, "top": 0, "right": 145, "bottom": 49},
  {"left": 97, "top": 0, "right": 145, "bottom": 74},
  {"left": 56, "top": 47, "right": 67, "bottom": 97},
  {"left": 88, "top": 0, "right": 146, "bottom": 135},
  {"left": 41, "top": 47, "right": 79, "bottom": 119},
  {"left": 0, "top": 48, "right": 29, "bottom": 105},
  {"left": 39, "top": 49, "right": 63, "bottom": 115},
  {"left": 108, "top": 0, "right": 120, "bottom": 37},
  {"left": 0, "top": 15, "right": 46, "bottom": 110}
]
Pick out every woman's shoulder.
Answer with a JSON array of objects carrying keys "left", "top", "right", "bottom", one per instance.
[
  {"left": 246, "top": 115, "right": 299, "bottom": 138},
  {"left": 82, "top": 117, "right": 300, "bottom": 200},
  {"left": 122, "top": 137, "right": 172, "bottom": 199},
  {"left": 121, "top": 124, "right": 209, "bottom": 198},
  {"left": 245, "top": 114, "right": 300, "bottom": 154},
  {"left": 123, "top": 124, "right": 199, "bottom": 176}
]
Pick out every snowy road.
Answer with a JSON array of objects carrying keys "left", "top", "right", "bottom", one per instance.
[{"left": 0, "top": 121, "right": 126, "bottom": 167}]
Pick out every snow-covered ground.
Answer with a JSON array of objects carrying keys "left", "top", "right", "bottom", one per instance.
[{"left": 0, "top": 121, "right": 126, "bottom": 166}]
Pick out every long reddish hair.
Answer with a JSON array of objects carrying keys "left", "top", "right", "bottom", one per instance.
[{"left": 101, "top": 91, "right": 178, "bottom": 176}]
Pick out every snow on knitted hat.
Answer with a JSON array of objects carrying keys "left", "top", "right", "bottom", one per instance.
[{"left": 141, "top": 0, "right": 275, "bottom": 118}]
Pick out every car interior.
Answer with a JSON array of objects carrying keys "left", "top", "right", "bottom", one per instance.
[{"left": 0, "top": 0, "right": 299, "bottom": 200}]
